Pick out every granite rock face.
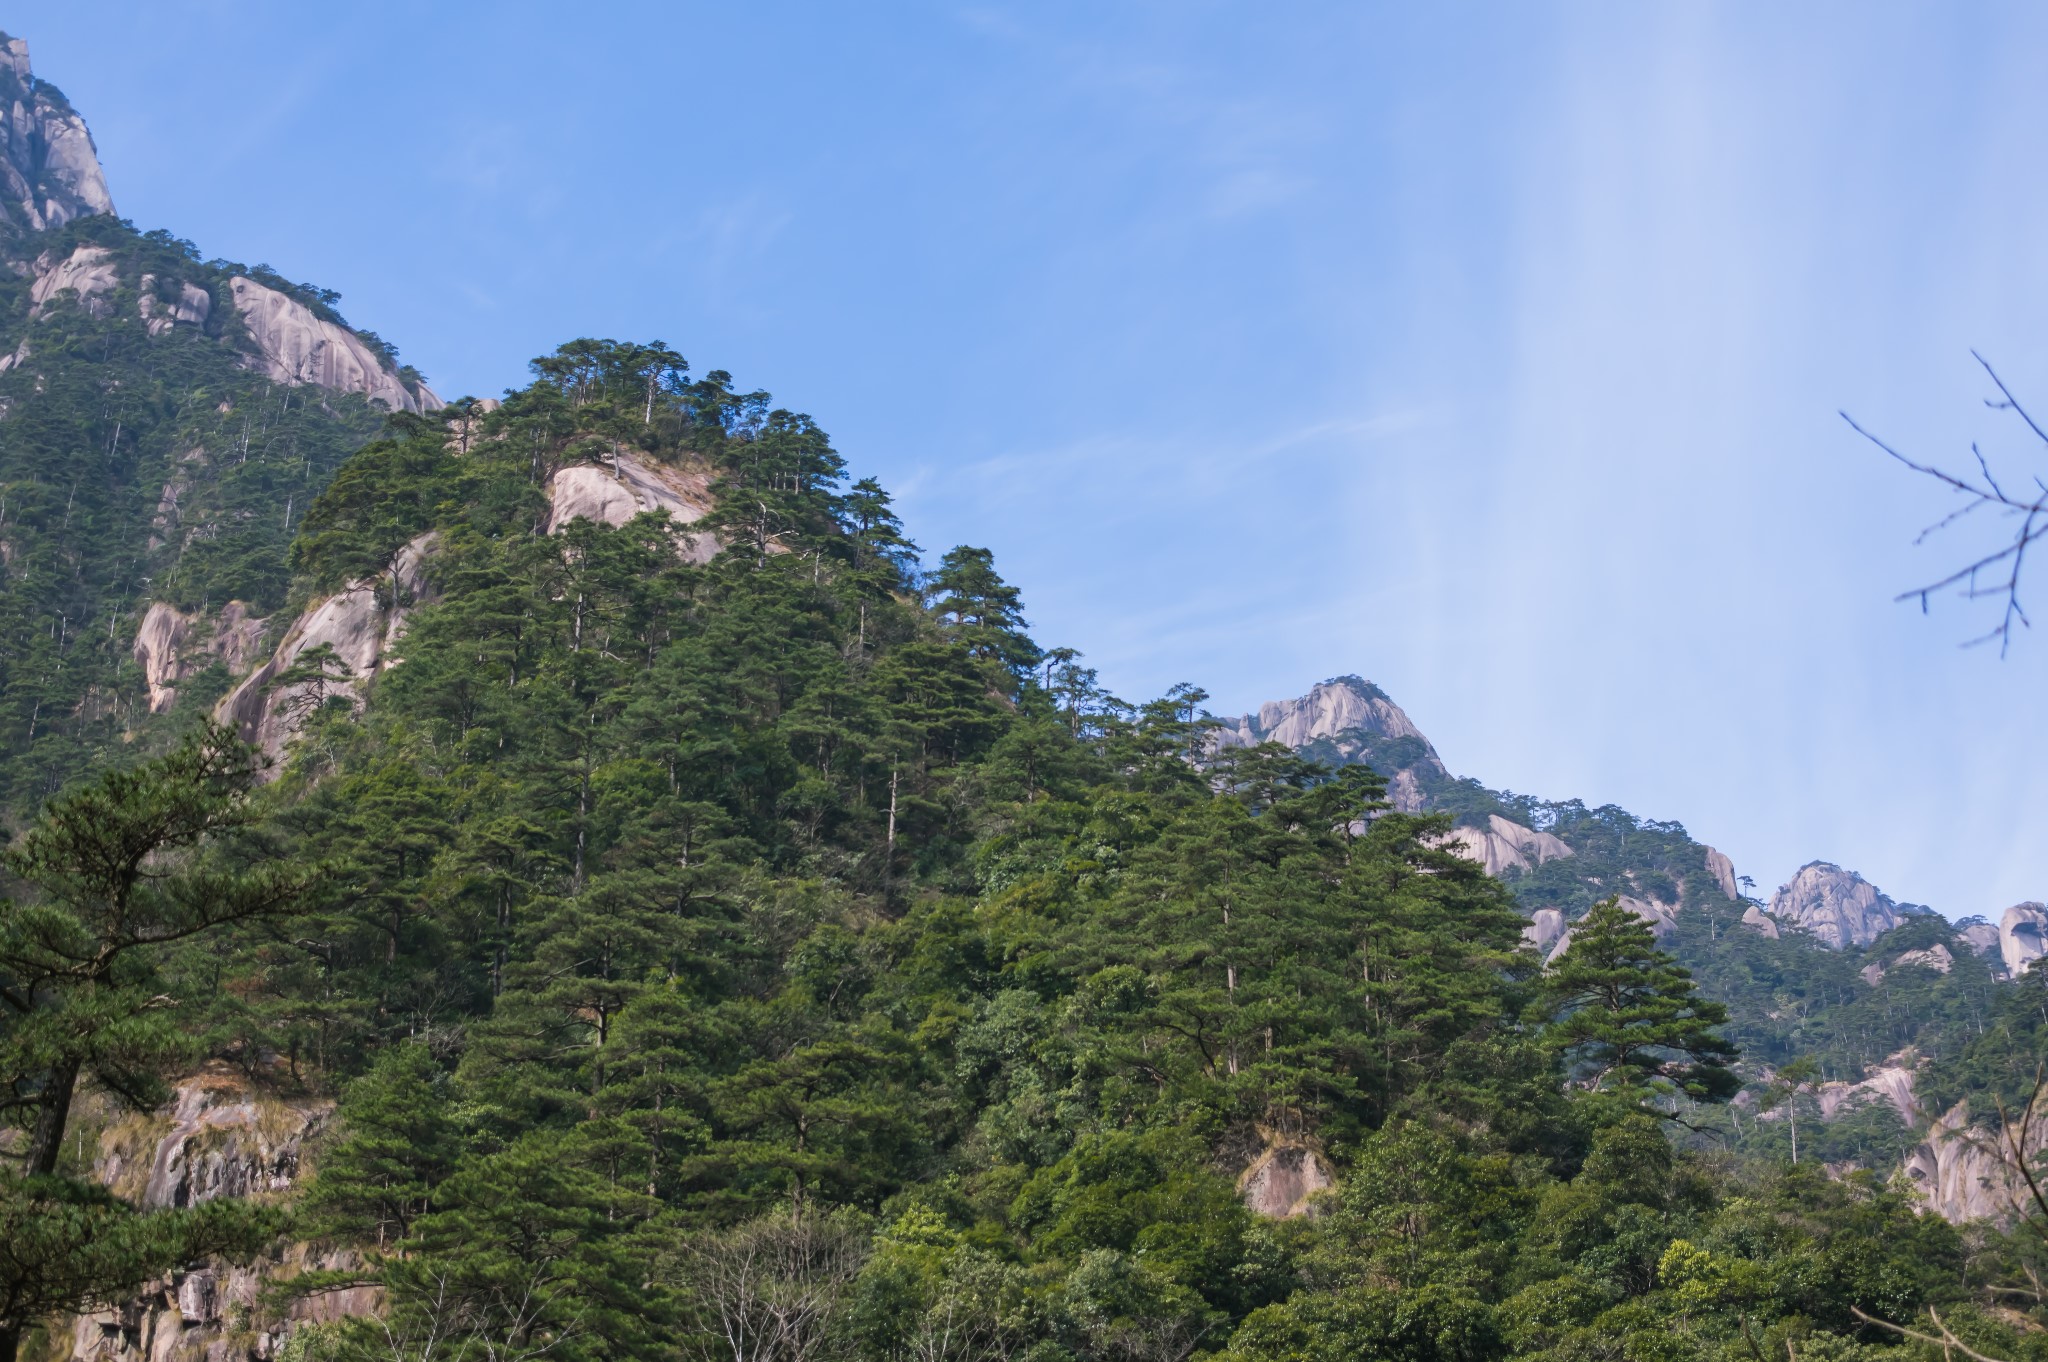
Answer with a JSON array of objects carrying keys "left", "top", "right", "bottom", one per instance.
[
  {"left": 72, "top": 1067, "right": 378, "bottom": 1362},
  {"left": 1794, "top": 1058, "right": 2044, "bottom": 1225},
  {"left": 1523, "top": 906, "right": 1567, "bottom": 957},
  {"left": 139, "top": 272, "right": 210, "bottom": 335},
  {"left": 1215, "top": 675, "right": 1433, "bottom": 756},
  {"left": 1214, "top": 676, "right": 1444, "bottom": 812},
  {"left": 228, "top": 275, "right": 440, "bottom": 413},
  {"left": 1238, "top": 1142, "right": 1334, "bottom": 1219},
  {"left": 217, "top": 533, "right": 436, "bottom": 758},
  {"left": 0, "top": 33, "right": 114, "bottom": 235},
  {"left": 132, "top": 600, "right": 267, "bottom": 714},
  {"left": 1440, "top": 813, "right": 1573, "bottom": 877},
  {"left": 1740, "top": 905, "right": 1780, "bottom": 939},
  {"left": 544, "top": 451, "right": 719, "bottom": 562},
  {"left": 1957, "top": 918, "right": 2003, "bottom": 959},
  {"left": 1815, "top": 1062, "right": 1920, "bottom": 1123},
  {"left": 26, "top": 242, "right": 118, "bottom": 317},
  {"left": 2000, "top": 901, "right": 2048, "bottom": 978},
  {"left": 1904, "top": 1097, "right": 2048, "bottom": 1225},
  {"left": 1767, "top": 862, "right": 1903, "bottom": 950},
  {"left": 1702, "top": 846, "right": 1739, "bottom": 900}
]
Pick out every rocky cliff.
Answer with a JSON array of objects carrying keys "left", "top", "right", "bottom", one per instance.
[
  {"left": 544, "top": 448, "right": 718, "bottom": 560},
  {"left": 2000, "top": 901, "right": 2048, "bottom": 977},
  {"left": 217, "top": 533, "right": 437, "bottom": 757},
  {"left": 0, "top": 33, "right": 113, "bottom": 235},
  {"left": 67, "top": 1066, "right": 376, "bottom": 1362},
  {"left": 227, "top": 275, "right": 439, "bottom": 413},
  {"left": 1903, "top": 1096, "right": 2048, "bottom": 1225},
  {"left": 1766, "top": 862, "right": 1910, "bottom": 950},
  {"left": 1214, "top": 676, "right": 1443, "bottom": 811},
  {"left": 1440, "top": 813, "right": 1573, "bottom": 877}
]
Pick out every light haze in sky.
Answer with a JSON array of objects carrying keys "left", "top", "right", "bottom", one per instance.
[{"left": 24, "top": 2, "right": 2048, "bottom": 919}]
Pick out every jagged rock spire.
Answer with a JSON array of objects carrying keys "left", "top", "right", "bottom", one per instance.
[{"left": 0, "top": 32, "right": 114, "bottom": 234}]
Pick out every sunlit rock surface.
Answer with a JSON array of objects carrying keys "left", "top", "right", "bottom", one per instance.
[
  {"left": 1767, "top": 862, "right": 1904, "bottom": 949},
  {"left": 0, "top": 33, "right": 114, "bottom": 234},
  {"left": 2000, "top": 901, "right": 2048, "bottom": 978},
  {"left": 26, "top": 242, "right": 117, "bottom": 317},
  {"left": 133, "top": 600, "right": 267, "bottom": 714},
  {"left": 228, "top": 275, "right": 440, "bottom": 413},
  {"left": 1816, "top": 1062, "right": 1920, "bottom": 1123},
  {"left": 1440, "top": 813, "right": 1574, "bottom": 877},
  {"left": 218, "top": 533, "right": 436, "bottom": 757},
  {"left": 1957, "top": 918, "right": 2003, "bottom": 959},
  {"left": 72, "top": 1067, "right": 377, "bottom": 1361},
  {"left": 139, "top": 272, "right": 210, "bottom": 334},
  {"left": 1905, "top": 1097, "right": 2047, "bottom": 1225},
  {"left": 1523, "top": 907, "right": 1567, "bottom": 957},
  {"left": 544, "top": 451, "right": 719, "bottom": 562},
  {"left": 1702, "top": 845, "right": 1739, "bottom": 899}
]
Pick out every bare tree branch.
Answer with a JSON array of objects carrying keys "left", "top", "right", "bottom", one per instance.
[
  {"left": 1851, "top": 1305, "right": 2009, "bottom": 1362},
  {"left": 1845, "top": 352, "right": 2048, "bottom": 655}
]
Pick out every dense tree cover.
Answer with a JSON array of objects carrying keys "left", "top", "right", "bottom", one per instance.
[
  {"left": 0, "top": 216, "right": 395, "bottom": 809},
  {"left": 1, "top": 337, "right": 2043, "bottom": 1362},
  {"left": 0, "top": 724, "right": 308, "bottom": 1358},
  {"left": 1336, "top": 746, "right": 2013, "bottom": 1170}
]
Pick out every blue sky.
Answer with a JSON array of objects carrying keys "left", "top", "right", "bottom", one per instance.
[{"left": 25, "top": 2, "right": 2048, "bottom": 919}]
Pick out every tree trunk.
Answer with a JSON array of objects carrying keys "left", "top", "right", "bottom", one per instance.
[
  {"left": 0, "top": 1321, "right": 22, "bottom": 1362},
  {"left": 26, "top": 1056, "right": 81, "bottom": 1175}
]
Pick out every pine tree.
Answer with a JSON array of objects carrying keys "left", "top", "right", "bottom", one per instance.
[
  {"left": 0, "top": 722, "right": 314, "bottom": 1360},
  {"left": 1541, "top": 896, "right": 1740, "bottom": 1105}
]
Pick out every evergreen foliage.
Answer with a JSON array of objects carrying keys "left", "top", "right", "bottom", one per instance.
[{"left": 0, "top": 330, "right": 2040, "bottom": 1362}]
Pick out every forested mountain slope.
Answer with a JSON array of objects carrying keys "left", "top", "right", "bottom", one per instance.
[
  {"left": 15, "top": 340, "right": 1998, "bottom": 1362},
  {"left": 1226, "top": 674, "right": 2044, "bottom": 1189},
  {"left": 0, "top": 103, "right": 436, "bottom": 809},
  {"left": 1, "top": 28, "right": 2047, "bottom": 1362}
]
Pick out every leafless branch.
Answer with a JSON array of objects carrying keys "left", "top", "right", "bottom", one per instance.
[
  {"left": 1845, "top": 352, "right": 2048, "bottom": 655},
  {"left": 1851, "top": 1305, "right": 2009, "bottom": 1362}
]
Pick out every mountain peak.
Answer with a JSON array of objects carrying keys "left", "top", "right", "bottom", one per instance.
[
  {"left": 1213, "top": 675, "right": 1444, "bottom": 811},
  {"left": 0, "top": 31, "right": 114, "bottom": 235},
  {"left": 1768, "top": 861, "right": 1902, "bottom": 949},
  {"left": 1219, "top": 675, "right": 1430, "bottom": 751}
]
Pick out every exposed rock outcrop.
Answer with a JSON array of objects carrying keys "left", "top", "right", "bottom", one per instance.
[
  {"left": 218, "top": 533, "right": 435, "bottom": 757},
  {"left": 73, "top": 1066, "right": 377, "bottom": 1362},
  {"left": 228, "top": 275, "right": 440, "bottom": 413},
  {"left": 1862, "top": 944, "right": 1953, "bottom": 987},
  {"left": 1617, "top": 893, "right": 1680, "bottom": 937},
  {"left": 1740, "top": 904, "right": 1780, "bottom": 939},
  {"left": 138, "top": 272, "right": 210, "bottom": 335},
  {"left": 1213, "top": 677, "right": 1450, "bottom": 812},
  {"left": 1957, "top": 917, "right": 2003, "bottom": 959},
  {"left": 1815, "top": 1062, "right": 1920, "bottom": 1123},
  {"left": 1905, "top": 1098, "right": 2048, "bottom": 1225},
  {"left": 1214, "top": 676, "right": 1437, "bottom": 758},
  {"left": 1523, "top": 907, "right": 1567, "bottom": 957},
  {"left": 1767, "top": 862, "right": 1903, "bottom": 950},
  {"left": 2000, "top": 902, "right": 2048, "bottom": 978},
  {"left": 0, "top": 33, "right": 114, "bottom": 235},
  {"left": 1893, "top": 943, "right": 1954, "bottom": 974},
  {"left": 132, "top": 601, "right": 267, "bottom": 714},
  {"left": 1440, "top": 813, "right": 1573, "bottom": 877},
  {"left": 1702, "top": 846, "right": 1739, "bottom": 900},
  {"left": 1238, "top": 1142, "right": 1333, "bottom": 1218},
  {"left": 27, "top": 242, "right": 118, "bottom": 317},
  {"left": 544, "top": 451, "right": 719, "bottom": 562}
]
